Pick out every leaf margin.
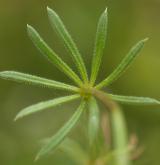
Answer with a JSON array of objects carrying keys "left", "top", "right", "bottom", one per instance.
[
  {"left": 108, "top": 94, "right": 160, "bottom": 105},
  {"left": 27, "top": 24, "right": 83, "bottom": 86},
  {"left": 96, "top": 38, "right": 148, "bottom": 89},
  {"left": 35, "top": 100, "right": 86, "bottom": 160},
  {"left": 15, "top": 94, "right": 80, "bottom": 121},
  {"left": 90, "top": 8, "right": 108, "bottom": 85},
  {"left": 0, "top": 71, "right": 79, "bottom": 92},
  {"left": 47, "top": 7, "right": 88, "bottom": 83}
]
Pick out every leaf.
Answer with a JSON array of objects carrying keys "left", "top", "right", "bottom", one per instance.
[
  {"left": 0, "top": 71, "right": 78, "bottom": 92},
  {"left": 40, "top": 137, "right": 88, "bottom": 165},
  {"left": 35, "top": 101, "right": 86, "bottom": 160},
  {"left": 90, "top": 8, "right": 108, "bottom": 85},
  {"left": 15, "top": 94, "right": 80, "bottom": 120},
  {"left": 27, "top": 25, "right": 82, "bottom": 86},
  {"left": 111, "top": 106, "right": 131, "bottom": 165},
  {"left": 96, "top": 38, "right": 148, "bottom": 89},
  {"left": 108, "top": 94, "right": 160, "bottom": 105},
  {"left": 88, "top": 97, "right": 100, "bottom": 146},
  {"left": 47, "top": 7, "right": 88, "bottom": 83}
]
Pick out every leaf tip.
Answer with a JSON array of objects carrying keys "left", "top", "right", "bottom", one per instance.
[
  {"left": 0, "top": 72, "right": 2, "bottom": 77},
  {"left": 0, "top": 71, "right": 9, "bottom": 78},
  {"left": 14, "top": 116, "right": 19, "bottom": 122},
  {"left": 155, "top": 100, "right": 160, "bottom": 105},
  {"left": 47, "top": 6, "right": 52, "bottom": 12},
  {"left": 14, "top": 118, "right": 17, "bottom": 122},
  {"left": 0, "top": 71, "right": 5, "bottom": 75},
  {"left": 143, "top": 37, "right": 149, "bottom": 42},
  {"left": 27, "top": 24, "right": 37, "bottom": 34},
  {"left": 34, "top": 154, "right": 40, "bottom": 162},
  {"left": 47, "top": 6, "right": 56, "bottom": 16},
  {"left": 27, "top": 24, "right": 32, "bottom": 30},
  {"left": 35, "top": 149, "right": 43, "bottom": 161},
  {"left": 14, "top": 112, "right": 23, "bottom": 121},
  {"left": 104, "top": 7, "right": 108, "bottom": 13},
  {"left": 27, "top": 24, "right": 34, "bottom": 35},
  {"left": 149, "top": 98, "right": 160, "bottom": 105},
  {"left": 47, "top": 6, "right": 57, "bottom": 18}
]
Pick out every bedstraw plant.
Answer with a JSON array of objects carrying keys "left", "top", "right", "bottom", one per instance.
[{"left": 0, "top": 7, "right": 159, "bottom": 165}]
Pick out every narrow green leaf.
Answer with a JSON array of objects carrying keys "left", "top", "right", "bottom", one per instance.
[
  {"left": 0, "top": 71, "right": 79, "bottom": 92},
  {"left": 109, "top": 94, "right": 160, "bottom": 105},
  {"left": 15, "top": 95, "right": 80, "bottom": 121},
  {"left": 88, "top": 97, "right": 100, "bottom": 146},
  {"left": 40, "top": 137, "right": 88, "bottom": 164},
  {"left": 96, "top": 38, "right": 148, "bottom": 89},
  {"left": 36, "top": 101, "right": 86, "bottom": 160},
  {"left": 90, "top": 8, "right": 108, "bottom": 85},
  {"left": 41, "top": 137, "right": 88, "bottom": 164},
  {"left": 27, "top": 24, "right": 82, "bottom": 86},
  {"left": 111, "top": 107, "right": 131, "bottom": 165},
  {"left": 47, "top": 7, "right": 88, "bottom": 83}
]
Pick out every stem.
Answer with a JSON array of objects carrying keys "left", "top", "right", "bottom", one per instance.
[
  {"left": 92, "top": 89, "right": 131, "bottom": 165},
  {"left": 111, "top": 106, "right": 131, "bottom": 165},
  {"left": 101, "top": 111, "right": 111, "bottom": 150},
  {"left": 87, "top": 97, "right": 102, "bottom": 163}
]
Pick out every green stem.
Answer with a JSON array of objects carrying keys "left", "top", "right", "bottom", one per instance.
[
  {"left": 88, "top": 97, "right": 100, "bottom": 161},
  {"left": 92, "top": 89, "right": 131, "bottom": 165},
  {"left": 111, "top": 106, "right": 131, "bottom": 165}
]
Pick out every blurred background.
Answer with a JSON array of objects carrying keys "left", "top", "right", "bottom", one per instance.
[{"left": 0, "top": 0, "right": 160, "bottom": 164}]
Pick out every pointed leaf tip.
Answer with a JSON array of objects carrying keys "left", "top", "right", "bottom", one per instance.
[
  {"left": 14, "top": 114, "right": 22, "bottom": 121},
  {"left": 47, "top": 6, "right": 58, "bottom": 19},
  {"left": 27, "top": 24, "right": 33, "bottom": 30},
  {"left": 27, "top": 24, "right": 36, "bottom": 36},
  {"left": 14, "top": 117, "right": 18, "bottom": 122},
  {"left": 143, "top": 37, "right": 149, "bottom": 42},
  {"left": 34, "top": 155, "right": 39, "bottom": 162},
  {"left": 27, "top": 24, "right": 30, "bottom": 28},
  {"left": 47, "top": 6, "right": 52, "bottom": 13},
  {"left": 156, "top": 100, "right": 160, "bottom": 104},
  {"left": 104, "top": 7, "right": 108, "bottom": 13},
  {"left": 0, "top": 71, "right": 3, "bottom": 76}
]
